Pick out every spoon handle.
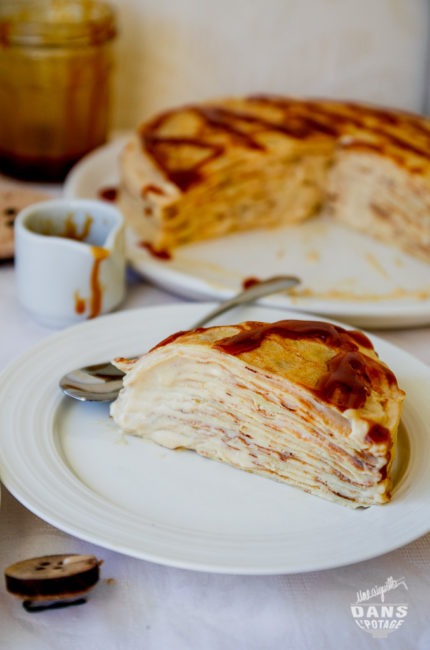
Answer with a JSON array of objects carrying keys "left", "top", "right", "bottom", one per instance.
[
  {"left": 59, "top": 274, "right": 300, "bottom": 402},
  {"left": 191, "top": 275, "right": 300, "bottom": 329}
]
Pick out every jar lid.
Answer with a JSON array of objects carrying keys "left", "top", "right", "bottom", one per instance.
[{"left": 0, "top": 1, "right": 117, "bottom": 47}]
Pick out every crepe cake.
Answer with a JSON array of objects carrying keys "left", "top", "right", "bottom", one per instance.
[
  {"left": 118, "top": 95, "right": 430, "bottom": 262},
  {"left": 110, "top": 319, "right": 405, "bottom": 508}
]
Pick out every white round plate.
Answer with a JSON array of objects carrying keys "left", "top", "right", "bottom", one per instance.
[
  {"left": 64, "top": 139, "right": 430, "bottom": 330},
  {"left": 1, "top": 304, "right": 429, "bottom": 574}
]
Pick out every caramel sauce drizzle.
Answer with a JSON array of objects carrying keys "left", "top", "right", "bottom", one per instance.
[
  {"left": 73, "top": 246, "right": 109, "bottom": 318},
  {"left": 242, "top": 276, "right": 261, "bottom": 290},
  {"left": 155, "top": 320, "right": 395, "bottom": 423},
  {"left": 214, "top": 320, "right": 395, "bottom": 415},
  {"left": 63, "top": 214, "right": 93, "bottom": 241},
  {"left": 74, "top": 291, "right": 86, "bottom": 315},
  {"left": 32, "top": 214, "right": 93, "bottom": 240},
  {"left": 139, "top": 240, "right": 172, "bottom": 260},
  {"left": 142, "top": 133, "right": 223, "bottom": 191},
  {"left": 152, "top": 319, "right": 394, "bottom": 447},
  {"left": 98, "top": 186, "right": 118, "bottom": 202},
  {"left": 141, "top": 184, "right": 167, "bottom": 198},
  {"left": 151, "top": 329, "right": 189, "bottom": 350},
  {"left": 139, "top": 96, "right": 430, "bottom": 191},
  {"left": 365, "top": 423, "right": 391, "bottom": 446},
  {"left": 89, "top": 246, "right": 109, "bottom": 318},
  {"left": 214, "top": 319, "right": 373, "bottom": 354}
]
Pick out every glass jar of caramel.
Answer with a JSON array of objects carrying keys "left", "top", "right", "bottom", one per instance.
[{"left": 0, "top": 1, "right": 117, "bottom": 182}]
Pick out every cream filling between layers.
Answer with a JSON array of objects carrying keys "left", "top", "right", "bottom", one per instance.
[{"left": 328, "top": 150, "right": 430, "bottom": 262}]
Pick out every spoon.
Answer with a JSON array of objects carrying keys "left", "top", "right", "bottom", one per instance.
[{"left": 59, "top": 275, "right": 300, "bottom": 403}]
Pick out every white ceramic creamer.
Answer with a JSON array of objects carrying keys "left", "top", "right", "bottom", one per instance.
[{"left": 15, "top": 198, "right": 125, "bottom": 328}]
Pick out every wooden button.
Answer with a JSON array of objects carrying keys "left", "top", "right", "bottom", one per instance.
[{"left": 4, "top": 554, "right": 102, "bottom": 609}]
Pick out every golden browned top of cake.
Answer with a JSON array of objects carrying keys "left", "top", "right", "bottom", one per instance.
[
  {"left": 137, "top": 96, "right": 430, "bottom": 193},
  {"left": 119, "top": 95, "right": 430, "bottom": 257},
  {"left": 130, "top": 318, "right": 403, "bottom": 444}
]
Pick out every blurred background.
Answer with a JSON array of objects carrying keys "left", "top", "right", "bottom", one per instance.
[
  {"left": 108, "top": 0, "right": 430, "bottom": 129},
  {"left": 0, "top": 0, "right": 429, "bottom": 183}
]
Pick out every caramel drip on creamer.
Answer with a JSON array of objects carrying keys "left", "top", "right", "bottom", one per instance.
[
  {"left": 74, "top": 291, "right": 86, "bottom": 315},
  {"left": 30, "top": 213, "right": 93, "bottom": 240},
  {"left": 139, "top": 96, "right": 430, "bottom": 190},
  {"left": 89, "top": 246, "right": 109, "bottom": 318},
  {"left": 63, "top": 214, "right": 93, "bottom": 241},
  {"left": 74, "top": 246, "right": 109, "bottom": 318}
]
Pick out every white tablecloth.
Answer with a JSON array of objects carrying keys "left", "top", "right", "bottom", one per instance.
[{"left": 1, "top": 184, "right": 430, "bottom": 649}]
